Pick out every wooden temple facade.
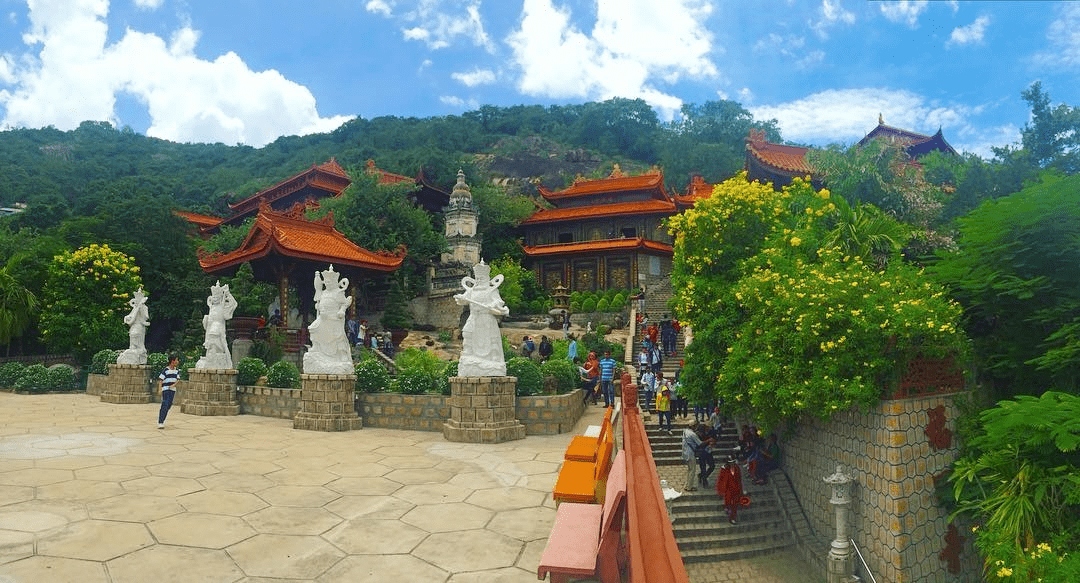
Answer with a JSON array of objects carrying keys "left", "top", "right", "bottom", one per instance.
[{"left": 520, "top": 166, "right": 709, "bottom": 293}]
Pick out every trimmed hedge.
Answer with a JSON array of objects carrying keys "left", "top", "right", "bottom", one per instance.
[
  {"left": 507, "top": 357, "right": 543, "bottom": 396},
  {"left": 237, "top": 357, "right": 267, "bottom": 386},
  {"left": 266, "top": 361, "right": 300, "bottom": 389}
]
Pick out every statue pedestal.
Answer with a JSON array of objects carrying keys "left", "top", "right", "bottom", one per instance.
[
  {"left": 443, "top": 376, "right": 526, "bottom": 443},
  {"left": 293, "top": 374, "right": 362, "bottom": 431},
  {"left": 101, "top": 364, "right": 153, "bottom": 404},
  {"left": 181, "top": 369, "right": 240, "bottom": 416}
]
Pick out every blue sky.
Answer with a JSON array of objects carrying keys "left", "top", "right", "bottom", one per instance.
[{"left": 0, "top": 1, "right": 1076, "bottom": 157}]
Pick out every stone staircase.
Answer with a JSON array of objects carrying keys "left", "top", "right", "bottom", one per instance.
[
  {"left": 633, "top": 279, "right": 686, "bottom": 412},
  {"left": 645, "top": 423, "right": 796, "bottom": 565}
]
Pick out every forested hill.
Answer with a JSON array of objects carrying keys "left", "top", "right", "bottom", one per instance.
[{"left": 0, "top": 97, "right": 780, "bottom": 218}]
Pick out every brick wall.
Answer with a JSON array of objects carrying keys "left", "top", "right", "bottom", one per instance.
[
  {"left": 780, "top": 393, "right": 981, "bottom": 583},
  {"left": 359, "top": 393, "right": 451, "bottom": 431},
  {"left": 237, "top": 386, "right": 301, "bottom": 419},
  {"left": 516, "top": 389, "right": 586, "bottom": 435}
]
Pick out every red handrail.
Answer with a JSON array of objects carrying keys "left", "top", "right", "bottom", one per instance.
[{"left": 621, "top": 373, "right": 689, "bottom": 583}]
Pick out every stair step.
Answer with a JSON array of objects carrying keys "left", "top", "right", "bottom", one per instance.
[
  {"left": 675, "top": 529, "right": 792, "bottom": 552},
  {"left": 679, "top": 537, "right": 794, "bottom": 563}
]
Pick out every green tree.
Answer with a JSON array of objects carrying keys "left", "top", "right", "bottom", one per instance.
[
  {"left": 39, "top": 243, "right": 143, "bottom": 361},
  {"left": 929, "top": 174, "right": 1080, "bottom": 398},
  {"left": 472, "top": 183, "right": 534, "bottom": 262},
  {"left": 1020, "top": 81, "right": 1080, "bottom": 173},
  {"left": 0, "top": 260, "right": 37, "bottom": 354}
]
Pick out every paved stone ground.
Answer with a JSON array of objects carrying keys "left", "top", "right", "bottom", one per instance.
[{"left": 0, "top": 393, "right": 817, "bottom": 583}]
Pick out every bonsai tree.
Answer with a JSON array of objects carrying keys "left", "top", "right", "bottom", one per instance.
[{"left": 381, "top": 279, "right": 413, "bottom": 331}]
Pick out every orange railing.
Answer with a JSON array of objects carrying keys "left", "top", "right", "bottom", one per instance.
[{"left": 620, "top": 373, "right": 689, "bottom": 583}]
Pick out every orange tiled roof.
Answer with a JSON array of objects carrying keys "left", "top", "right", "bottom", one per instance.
[
  {"left": 199, "top": 202, "right": 404, "bottom": 274},
  {"left": 858, "top": 120, "right": 958, "bottom": 156},
  {"left": 521, "top": 199, "right": 676, "bottom": 225},
  {"left": 523, "top": 238, "right": 673, "bottom": 258},
  {"left": 674, "top": 175, "right": 714, "bottom": 206},
  {"left": 538, "top": 166, "right": 672, "bottom": 203},
  {"left": 174, "top": 210, "right": 223, "bottom": 228},
  {"left": 365, "top": 159, "right": 413, "bottom": 185},
  {"left": 228, "top": 158, "right": 352, "bottom": 215},
  {"left": 746, "top": 130, "right": 812, "bottom": 175}
]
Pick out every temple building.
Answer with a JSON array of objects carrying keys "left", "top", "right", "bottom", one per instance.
[
  {"left": 364, "top": 159, "right": 450, "bottom": 216},
  {"left": 745, "top": 116, "right": 957, "bottom": 189},
  {"left": 224, "top": 159, "right": 352, "bottom": 226},
  {"left": 520, "top": 165, "right": 678, "bottom": 293}
]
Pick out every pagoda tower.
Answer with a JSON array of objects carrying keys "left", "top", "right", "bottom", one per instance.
[{"left": 441, "top": 169, "right": 481, "bottom": 265}]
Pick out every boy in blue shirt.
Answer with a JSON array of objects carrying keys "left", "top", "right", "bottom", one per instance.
[
  {"left": 598, "top": 350, "right": 617, "bottom": 408},
  {"left": 157, "top": 355, "right": 180, "bottom": 428}
]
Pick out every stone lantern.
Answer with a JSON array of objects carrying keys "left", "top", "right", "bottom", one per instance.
[
  {"left": 552, "top": 283, "right": 570, "bottom": 312},
  {"left": 823, "top": 465, "right": 857, "bottom": 583}
]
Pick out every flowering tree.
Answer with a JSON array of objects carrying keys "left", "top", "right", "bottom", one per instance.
[
  {"left": 39, "top": 244, "right": 143, "bottom": 361},
  {"left": 668, "top": 174, "right": 967, "bottom": 429}
]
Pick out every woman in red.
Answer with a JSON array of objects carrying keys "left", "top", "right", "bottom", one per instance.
[{"left": 716, "top": 451, "right": 744, "bottom": 524}]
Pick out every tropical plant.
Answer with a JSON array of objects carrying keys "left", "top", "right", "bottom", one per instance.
[
  {"left": 541, "top": 358, "right": 579, "bottom": 394},
  {"left": 354, "top": 353, "right": 391, "bottom": 393},
  {"left": 439, "top": 360, "right": 458, "bottom": 395},
  {"left": 507, "top": 356, "right": 543, "bottom": 396},
  {"left": 0, "top": 260, "right": 37, "bottom": 352},
  {"left": 265, "top": 360, "right": 300, "bottom": 389},
  {"left": 38, "top": 243, "right": 143, "bottom": 361},
  {"left": 237, "top": 357, "right": 267, "bottom": 386}
]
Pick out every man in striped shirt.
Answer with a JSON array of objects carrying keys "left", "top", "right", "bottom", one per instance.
[
  {"left": 158, "top": 355, "right": 180, "bottom": 428},
  {"left": 598, "top": 350, "right": 617, "bottom": 408}
]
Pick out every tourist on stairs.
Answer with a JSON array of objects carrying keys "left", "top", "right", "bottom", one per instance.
[
  {"left": 681, "top": 421, "right": 703, "bottom": 492},
  {"left": 716, "top": 451, "right": 744, "bottom": 525}
]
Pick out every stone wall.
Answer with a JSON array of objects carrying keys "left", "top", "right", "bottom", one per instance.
[
  {"left": 86, "top": 373, "right": 107, "bottom": 396},
  {"left": 359, "top": 393, "right": 450, "bottom": 431},
  {"left": 780, "top": 392, "right": 981, "bottom": 583},
  {"left": 516, "top": 389, "right": 586, "bottom": 435},
  {"left": 237, "top": 386, "right": 301, "bottom": 419},
  {"left": 409, "top": 294, "right": 463, "bottom": 330}
]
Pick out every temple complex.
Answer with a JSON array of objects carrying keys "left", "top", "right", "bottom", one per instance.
[
  {"left": 520, "top": 165, "right": 679, "bottom": 293},
  {"left": 224, "top": 158, "right": 352, "bottom": 226},
  {"left": 745, "top": 116, "right": 957, "bottom": 189},
  {"left": 364, "top": 159, "right": 450, "bottom": 215}
]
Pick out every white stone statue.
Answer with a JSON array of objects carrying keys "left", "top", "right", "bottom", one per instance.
[
  {"left": 302, "top": 265, "right": 355, "bottom": 375},
  {"left": 196, "top": 281, "right": 237, "bottom": 370},
  {"left": 116, "top": 288, "right": 149, "bottom": 365},
  {"left": 455, "top": 260, "right": 510, "bottom": 377}
]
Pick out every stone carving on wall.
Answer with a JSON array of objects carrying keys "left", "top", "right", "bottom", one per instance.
[
  {"left": 196, "top": 281, "right": 237, "bottom": 370},
  {"left": 116, "top": 288, "right": 150, "bottom": 365},
  {"left": 455, "top": 260, "right": 510, "bottom": 377},
  {"left": 303, "top": 265, "right": 355, "bottom": 375}
]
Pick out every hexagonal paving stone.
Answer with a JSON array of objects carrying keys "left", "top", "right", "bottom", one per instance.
[
  {"left": 449, "top": 471, "right": 506, "bottom": 490},
  {"left": 74, "top": 464, "right": 149, "bottom": 482},
  {"left": 122, "top": 475, "right": 205, "bottom": 497},
  {"left": 149, "top": 513, "right": 256, "bottom": 549},
  {"left": 324, "top": 476, "right": 403, "bottom": 496},
  {"left": 516, "top": 538, "right": 548, "bottom": 572},
  {"left": 0, "top": 529, "right": 34, "bottom": 564},
  {"left": 87, "top": 494, "right": 184, "bottom": 523},
  {"left": 324, "top": 461, "right": 391, "bottom": 478},
  {"left": 324, "top": 495, "right": 414, "bottom": 521},
  {"left": 34, "top": 456, "right": 105, "bottom": 470},
  {"left": 0, "top": 485, "right": 33, "bottom": 507},
  {"left": 0, "top": 556, "right": 109, "bottom": 583},
  {"left": 147, "top": 461, "right": 221, "bottom": 479},
  {"left": 0, "top": 468, "right": 72, "bottom": 486},
  {"left": 515, "top": 472, "right": 558, "bottom": 492},
  {"left": 103, "top": 452, "right": 171, "bottom": 467},
  {"left": 384, "top": 468, "right": 452, "bottom": 485},
  {"left": 198, "top": 471, "right": 276, "bottom": 493},
  {"left": 413, "top": 529, "right": 522, "bottom": 573},
  {"left": 323, "top": 518, "right": 429, "bottom": 554},
  {"left": 393, "top": 483, "right": 472, "bottom": 505},
  {"left": 378, "top": 455, "right": 440, "bottom": 469},
  {"left": 36, "top": 479, "right": 125, "bottom": 502},
  {"left": 107, "top": 545, "right": 243, "bottom": 583},
  {"left": 486, "top": 507, "right": 555, "bottom": 542},
  {"left": 466, "top": 487, "right": 546, "bottom": 512},
  {"left": 401, "top": 502, "right": 493, "bottom": 533},
  {"left": 178, "top": 490, "right": 268, "bottom": 516},
  {"left": 0, "top": 509, "right": 72, "bottom": 532},
  {"left": 257, "top": 485, "right": 340, "bottom": 508},
  {"left": 266, "top": 468, "right": 337, "bottom": 486},
  {"left": 446, "top": 566, "right": 539, "bottom": 583},
  {"left": 37, "top": 519, "right": 154, "bottom": 561},
  {"left": 243, "top": 506, "right": 342, "bottom": 535},
  {"left": 496, "top": 460, "right": 558, "bottom": 476},
  {"left": 316, "top": 554, "right": 448, "bottom": 583},
  {"left": 209, "top": 458, "right": 283, "bottom": 475},
  {"left": 227, "top": 534, "right": 344, "bottom": 579}
]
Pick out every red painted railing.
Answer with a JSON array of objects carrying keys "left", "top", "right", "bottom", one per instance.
[{"left": 621, "top": 373, "right": 690, "bottom": 583}]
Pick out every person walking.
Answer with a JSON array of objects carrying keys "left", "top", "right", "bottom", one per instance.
[
  {"left": 696, "top": 424, "right": 716, "bottom": 488},
  {"left": 538, "top": 335, "right": 553, "bottom": 362},
  {"left": 157, "top": 355, "right": 180, "bottom": 429},
  {"left": 567, "top": 334, "right": 578, "bottom": 362},
  {"left": 682, "top": 421, "right": 703, "bottom": 492},
  {"left": 716, "top": 451, "right": 744, "bottom": 524},
  {"left": 598, "top": 350, "right": 617, "bottom": 408},
  {"left": 655, "top": 384, "right": 673, "bottom": 434}
]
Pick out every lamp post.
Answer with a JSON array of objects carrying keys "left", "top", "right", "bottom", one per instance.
[{"left": 824, "top": 465, "right": 856, "bottom": 583}]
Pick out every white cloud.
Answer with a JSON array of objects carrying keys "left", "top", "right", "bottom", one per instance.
[
  {"left": 365, "top": 0, "right": 393, "bottom": 17},
  {"left": 395, "top": 0, "right": 494, "bottom": 52},
  {"left": 0, "top": 0, "right": 350, "bottom": 146},
  {"left": 440, "top": 94, "right": 478, "bottom": 109},
  {"left": 754, "top": 33, "right": 824, "bottom": 69},
  {"left": 1037, "top": 5, "right": 1080, "bottom": 68},
  {"left": 879, "top": 1, "right": 928, "bottom": 28},
  {"left": 506, "top": 0, "right": 717, "bottom": 119},
  {"left": 451, "top": 67, "right": 495, "bottom": 87},
  {"left": 133, "top": 0, "right": 162, "bottom": 9},
  {"left": 947, "top": 15, "right": 989, "bottom": 47},
  {"left": 810, "top": 0, "right": 855, "bottom": 38}
]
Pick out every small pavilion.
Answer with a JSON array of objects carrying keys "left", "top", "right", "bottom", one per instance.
[{"left": 198, "top": 202, "right": 404, "bottom": 330}]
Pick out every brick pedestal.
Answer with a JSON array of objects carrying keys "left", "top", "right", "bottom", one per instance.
[
  {"left": 181, "top": 369, "right": 240, "bottom": 416},
  {"left": 443, "top": 376, "right": 526, "bottom": 443},
  {"left": 100, "top": 364, "right": 153, "bottom": 404},
  {"left": 293, "top": 374, "right": 362, "bottom": 431}
]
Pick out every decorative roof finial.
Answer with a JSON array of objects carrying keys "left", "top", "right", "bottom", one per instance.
[
  {"left": 450, "top": 168, "right": 472, "bottom": 206},
  {"left": 878, "top": 113, "right": 884, "bottom": 125}
]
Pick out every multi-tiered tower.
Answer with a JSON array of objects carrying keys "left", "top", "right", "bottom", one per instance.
[{"left": 441, "top": 169, "right": 481, "bottom": 265}]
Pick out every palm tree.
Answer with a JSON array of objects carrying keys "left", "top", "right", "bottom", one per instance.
[
  {"left": 0, "top": 260, "right": 37, "bottom": 355},
  {"left": 822, "top": 196, "right": 911, "bottom": 269}
]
